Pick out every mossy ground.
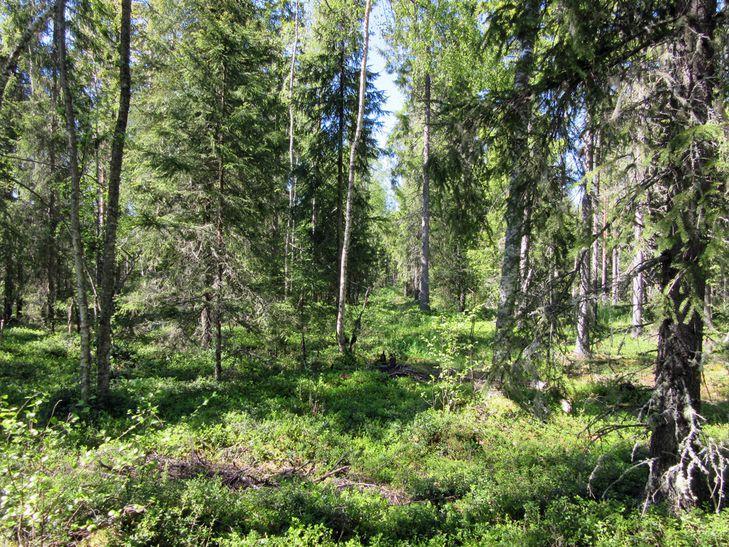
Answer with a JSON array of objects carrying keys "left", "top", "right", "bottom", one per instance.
[{"left": 0, "top": 289, "right": 727, "bottom": 545}]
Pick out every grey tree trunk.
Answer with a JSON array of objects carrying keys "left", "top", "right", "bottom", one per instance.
[
  {"left": 46, "top": 70, "right": 60, "bottom": 332},
  {"left": 94, "top": 142, "right": 105, "bottom": 319},
  {"left": 419, "top": 71, "right": 431, "bottom": 311},
  {"left": 645, "top": 0, "right": 717, "bottom": 513},
  {"left": 493, "top": 0, "right": 539, "bottom": 369},
  {"left": 2, "top": 232, "right": 14, "bottom": 327},
  {"left": 519, "top": 203, "right": 534, "bottom": 300},
  {"left": 611, "top": 245, "right": 620, "bottom": 305},
  {"left": 631, "top": 200, "right": 644, "bottom": 337},
  {"left": 97, "top": 0, "right": 132, "bottom": 402},
  {"left": 284, "top": 0, "right": 300, "bottom": 297},
  {"left": 56, "top": 0, "right": 92, "bottom": 400},
  {"left": 336, "top": 0, "right": 372, "bottom": 352},
  {"left": 45, "top": 184, "right": 58, "bottom": 331},
  {"left": 704, "top": 284, "right": 714, "bottom": 330},
  {"left": 575, "top": 141, "right": 593, "bottom": 358},
  {"left": 213, "top": 164, "right": 223, "bottom": 382},
  {"left": 200, "top": 293, "right": 212, "bottom": 347},
  {"left": 591, "top": 153, "right": 600, "bottom": 301},
  {"left": 336, "top": 42, "right": 345, "bottom": 300},
  {"left": 601, "top": 210, "right": 608, "bottom": 301},
  {"left": 213, "top": 60, "right": 228, "bottom": 381},
  {"left": 45, "top": 71, "right": 60, "bottom": 332}
]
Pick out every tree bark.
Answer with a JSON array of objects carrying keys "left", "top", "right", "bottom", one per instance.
[
  {"left": 601, "top": 209, "right": 609, "bottom": 301},
  {"left": 611, "top": 245, "right": 620, "bottom": 305},
  {"left": 336, "top": 40, "right": 345, "bottom": 301},
  {"left": 94, "top": 141, "right": 105, "bottom": 320},
  {"left": 284, "top": 0, "right": 300, "bottom": 297},
  {"left": 419, "top": 71, "right": 431, "bottom": 311},
  {"left": 590, "top": 173, "right": 601, "bottom": 306},
  {"left": 493, "top": 0, "right": 539, "bottom": 369},
  {"left": 631, "top": 200, "right": 644, "bottom": 337},
  {"left": 45, "top": 187, "right": 58, "bottom": 330},
  {"left": 2, "top": 234, "right": 14, "bottom": 326},
  {"left": 575, "top": 136, "right": 593, "bottom": 359},
  {"left": 336, "top": 0, "right": 372, "bottom": 352},
  {"left": 96, "top": 0, "right": 132, "bottom": 402},
  {"left": 645, "top": 0, "right": 717, "bottom": 513},
  {"left": 519, "top": 204, "right": 532, "bottom": 295},
  {"left": 45, "top": 70, "right": 60, "bottom": 332},
  {"left": 56, "top": 0, "right": 93, "bottom": 400},
  {"left": 591, "top": 136, "right": 601, "bottom": 302},
  {"left": 212, "top": 58, "right": 228, "bottom": 381},
  {"left": 200, "top": 294, "right": 212, "bottom": 347},
  {"left": 704, "top": 284, "right": 714, "bottom": 330}
]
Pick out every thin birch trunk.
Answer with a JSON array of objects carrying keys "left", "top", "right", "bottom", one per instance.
[
  {"left": 97, "top": 0, "right": 132, "bottom": 401},
  {"left": 336, "top": 42, "right": 345, "bottom": 301},
  {"left": 575, "top": 140, "right": 593, "bottom": 358},
  {"left": 46, "top": 71, "right": 60, "bottom": 331},
  {"left": 631, "top": 200, "right": 644, "bottom": 337},
  {"left": 601, "top": 209, "right": 608, "bottom": 301},
  {"left": 419, "top": 71, "right": 431, "bottom": 311},
  {"left": 56, "top": 0, "right": 92, "bottom": 399},
  {"left": 591, "top": 133, "right": 601, "bottom": 300},
  {"left": 611, "top": 245, "right": 620, "bottom": 304},
  {"left": 519, "top": 204, "right": 532, "bottom": 295},
  {"left": 213, "top": 61, "right": 228, "bottom": 381},
  {"left": 284, "top": 0, "right": 300, "bottom": 296},
  {"left": 336, "top": 0, "right": 371, "bottom": 352}
]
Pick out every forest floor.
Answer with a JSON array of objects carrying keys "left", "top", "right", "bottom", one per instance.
[{"left": 0, "top": 288, "right": 727, "bottom": 545}]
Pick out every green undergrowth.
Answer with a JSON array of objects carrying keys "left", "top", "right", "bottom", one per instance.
[{"left": 0, "top": 290, "right": 727, "bottom": 545}]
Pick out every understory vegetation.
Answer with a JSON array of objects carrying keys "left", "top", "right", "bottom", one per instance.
[
  {"left": 1, "top": 0, "right": 728, "bottom": 544},
  {"left": 1, "top": 290, "right": 727, "bottom": 545}
]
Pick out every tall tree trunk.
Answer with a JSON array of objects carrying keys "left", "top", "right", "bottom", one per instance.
[
  {"left": 45, "top": 186, "right": 58, "bottom": 330},
  {"left": 601, "top": 209, "right": 609, "bottom": 301},
  {"left": 284, "top": 0, "right": 300, "bottom": 297},
  {"left": 200, "top": 289, "right": 212, "bottom": 347},
  {"left": 631, "top": 200, "right": 644, "bottom": 337},
  {"left": 94, "top": 141, "right": 105, "bottom": 320},
  {"left": 519, "top": 202, "right": 533, "bottom": 298},
  {"left": 336, "top": 0, "right": 371, "bottom": 352},
  {"left": 590, "top": 132, "right": 601, "bottom": 303},
  {"left": 15, "top": 262, "right": 24, "bottom": 320},
  {"left": 46, "top": 71, "right": 60, "bottom": 332},
  {"left": 213, "top": 61, "right": 228, "bottom": 381},
  {"left": 213, "top": 158, "right": 224, "bottom": 382},
  {"left": 704, "top": 283, "right": 714, "bottom": 330},
  {"left": 419, "top": 71, "right": 431, "bottom": 311},
  {"left": 56, "top": 0, "right": 92, "bottom": 400},
  {"left": 2, "top": 235, "right": 14, "bottom": 326},
  {"left": 645, "top": 0, "right": 717, "bottom": 513},
  {"left": 96, "top": 0, "right": 132, "bottom": 402},
  {"left": 336, "top": 40, "right": 345, "bottom": 302},
  {"left": 493, "top": 0, "right": 539, "bottom": 369},
  {"left": 575, "top": 137, "right": 593, "bottom": 358},
  {"left": 611, "top": 245, "right": 620, "bottom": 305}
]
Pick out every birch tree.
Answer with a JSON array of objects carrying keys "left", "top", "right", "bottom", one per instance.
[
  {"left": 96, "top": 0, "right": 132, "bottom": 402},
  {"left": 335, "top": 0, "right": 372, "bottom": 352},
  {"left": 55, "top": 0, "right": 92, "bottom": 399}
]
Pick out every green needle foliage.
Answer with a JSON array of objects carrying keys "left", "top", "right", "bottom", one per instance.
[{"left": 0, "top": 0, "right": 727, "bottom": 542}]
